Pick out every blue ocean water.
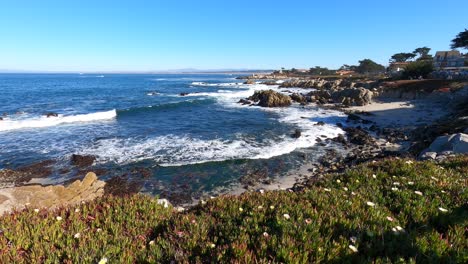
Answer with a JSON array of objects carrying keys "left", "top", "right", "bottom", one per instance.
[{"left": 0, "top": 73, "right": 346, "bottom": 198}]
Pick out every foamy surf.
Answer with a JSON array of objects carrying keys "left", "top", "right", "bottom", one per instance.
[{"left": 0, "top": 110, "right": 117, "bottom": 132}]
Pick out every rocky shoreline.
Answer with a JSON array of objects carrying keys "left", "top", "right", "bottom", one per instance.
[{"left": 0, "top": 77, "right": 467, "bottom": 213}]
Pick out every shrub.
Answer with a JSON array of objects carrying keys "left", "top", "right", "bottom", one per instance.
[{"left": 402, "top": 61, "right": 434, "bottom": 79}]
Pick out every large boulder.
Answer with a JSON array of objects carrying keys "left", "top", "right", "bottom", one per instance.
[
  {"left": 419, "top": 133, "right": 468, "bottom": 159},
  {"left": 249, "top": 90, "right": 292, "bottom": 107},
  {"left": 0, "top": 172, "right": 105, "bottom": 215},
  {"left": 332, "top": 87, "right": 373, "bottom": 106},
  {"left": 71, "top": 154, "right": 96, "bottom": 168}
]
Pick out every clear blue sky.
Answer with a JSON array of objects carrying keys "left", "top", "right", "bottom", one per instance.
[{"left": 0, "top": 0, "right": 467, "bottom": 72}]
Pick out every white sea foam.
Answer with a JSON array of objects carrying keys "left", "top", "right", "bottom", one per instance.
[
  {"left": 0, "top": 110, "right": 117, "bottom": 132},
  {"left": 191, "top": 82, "right": 243, "bottom": 87},
  {"left": 78, "top": 81, "right": 345, "bottom": 166}
]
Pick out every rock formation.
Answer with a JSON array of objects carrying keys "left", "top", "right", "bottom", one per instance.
[
  {"left": 248, "top": 90, "right": 292, "bottom": 107},
  {"left": 0, "top": 172, "right": 105, "bottom": 215}
]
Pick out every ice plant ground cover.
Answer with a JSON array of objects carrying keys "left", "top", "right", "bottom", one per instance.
[{"left": 0, "top": 156, "right": 466, "bottom": 263}]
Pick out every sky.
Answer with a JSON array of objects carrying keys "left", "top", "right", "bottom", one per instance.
[{"left": 0, "top": 0, "right": 467, "bottom": 72}]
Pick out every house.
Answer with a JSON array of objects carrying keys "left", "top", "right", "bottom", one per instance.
[
  {"left": 388, "top": 62, "right": 410, "bottom": 73},
  {"left": 335, "top": 70, "right": 356, "bottom": 76},
  {"left": 434, "top": 50, "right": 465, "bottom": 69}
]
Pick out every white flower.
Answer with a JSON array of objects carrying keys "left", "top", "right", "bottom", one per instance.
[
  {"left": 283, "top": 214, "right": 290, "bottom": 219},
  {"left": 405, "top": 160, "right": 413, "bottom": 164},
  {"left": 210, "top": 243, "right": 216, "bottom": 248},
  {"left": 396, "top": 226, "right": 404, "bottom": 231},
  {"left": 355, "top": 179, "right": 359, "bottom": 183},
  {"left": 34, "top": 209, "right": 39, "bottom": 213},
  {"left": 386, "top": 216, "right": 394, "bottom": 222},
  {"left": 431, "top": 176, "right": 438, "bottom": 181},
  {"left": 75, "top": 208, "right": 80, "bottom": 213},
  {"left": 323, "top": 188, "right": 331, "bottom": 192},
  {"left": 239, "top": 207, "right": 243, "bottom": 212},
  {"left": 343, "top": 187, "right": 348, "bottom": 191},
  {"left": 259, "top": 189, "right": 265, "bottom": 194},
  {"left": 366, "top": 201, "right": 375, "bottom": 207},
  {"left": 201, "top": 200, "right": 207, "bottom": 205},
  {"left": 372, "top": 174, "right": 377, "bottom": 179},
  {"left": 149, "top": 240, "right": 155, "bottom": 245},
  {"left": 348, "top": 245, "right": 358, "bottom": 253},
  {"left": 56, "top": 216, "right": 62, "bottom": 221},
  {"left": 414, "top": 191, "right": 423, "bottom": 196},
  {"left": 441, "top": 190, "right": 446, "bottom": 193},
  {"left": 438, "top": 207, "right": 448, "bottom": 213},
  {"left": 305, "top": 218, "right": 312, "bottom": 224},
  {"left": 257, "top": 205, "right": 263, "bottom": 209},
  {"left": 96, "top": 228, "right": 102, "bottom": 233},
  {"left": 336, "top": 179, "right": 341, "bottom": 183},
  {"left": 74, "top": 233, "right": 80, "bottom": 239},
  {"left": 408, "top": 181, "right": 414, "bottom": 185},
  {"left": 391, "top": 187, "right": 399, "bottom": 191},
  {"left": 263, "top": 232, "right": 269, "bottom": 237},
  {"left": 210, "top": 196, "right": 215, "bottom": 199},
  {"left": 350, "top": 236, "right": 357, "bottom": 244},
  {"left": 98, "top": 257, "right": 108, "bottom": 264},
  {"left": 393, "top": 182, "right": 400, "bottom": 186},
  {"left": 351, "top": 192, "right": 356, "bottom": 196}
]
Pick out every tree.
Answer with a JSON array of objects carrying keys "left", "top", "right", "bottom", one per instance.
[
  {"left": 356, "top": 59, "right": 385, "bottom": 74},
  {"left": 401, "top": 61, "right": 434, "bottom": 79},
  {"left": 451, "top": 29, "right": 468, "bottom": 49},
  {"left": 413, "top": 47, "right": 431, "bottom": 58},
  {"left": 389, "top": 53, "right": 416, "bottom": 63}
]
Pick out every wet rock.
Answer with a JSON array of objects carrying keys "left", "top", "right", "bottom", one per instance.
[
  {"left": 238, "top": 98, "right": 252, "bottom": 105},
  {"left": 336, "top": 122, "right": 343, "bottom": 128},
  {"left": 0, "top": 172, "right": 105, "bottom": 214},
  {"left": 71, "top": 154, "right": 96, "bottom": 168},
  {"left": 104, "top": 175, "right": 143, "bottom": 196},
  {"left": 343, "top": 127, "right": 376, "bottom": 146},
  {"left": 130, "top": 167, "right": 152, "bottom": 178},
  {"left": 315, "top": 121, "right": 325, "bottom": 126},
  {"left": 248, "top": 90, "right": 292, "bottom": 107},
  {"left": 331, "top": 134, "right": 347, "bottom": 145},
  {"left": 44, "top": 112, "right": 59, "bottom": 118},
  {"left": 179, "top": 92, "right": 189, "bottom": 96},
  {"left": 292, "top": 129, "right": 302, "bottom": 138},
  {"left": 239, "top": 168, "right": 268, "bottom": 187},
  {"left": 0, "top": 117, "right": 2, "bottom": 121},
  {"left": 0, "top": 160, "right": 56, "bottom": 188},
  {"left": 290, "top": 93, "right": 306, "bottom": 104}
]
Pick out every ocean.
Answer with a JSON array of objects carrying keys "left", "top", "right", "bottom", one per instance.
[{"left": 0, "top": 73, "right": 346, "bottom": 200}]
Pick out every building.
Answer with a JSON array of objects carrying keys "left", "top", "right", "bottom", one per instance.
[
  {"left": 335, "top": 70, "right": 356, "bottom": 76},
  {"left": 434, "top": 50, "right": 465, "bottom": 69}
]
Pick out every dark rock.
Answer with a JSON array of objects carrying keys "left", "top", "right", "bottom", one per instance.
[
  {"left": 44, "top": 112, "right": 58, "bottom": 118},
  {"left": 315, "top": 121, "right": 325, "bottom": 126},
  {"left": 238, "top": 99, "right": 252, "bottom": 105},
  {"left": 70, "top": 154, "right": 96, "bottom": 168},
  {"left": 179, "top": 92, "right": 189, "bottom": 96},
  {"left": 104, "top": 175, "right": 143, "bottom": 197},
  {"left": 248, "top": 90, "right": 292, "bottom": 107},
  {"left": 331, "top": 134, "right": 347, "bottom": 145},
  {"left": 239, "top": 168, "right": 268, "bottom": 187},
  {"left": 290, "top": 93, "right": 306, "bottom": 104},
  {"left": 336, "top": 122, "right": 343, "bottom": 128},
  {"left": 130, "top": 167, "right": 152, "bottom": 178},
  {"left": 244, "top": 79, "right": 256, "bottom": 85},
  {"left": 343, "top": 127, "right": 376, "bottom": 146},
  {"left": 292, "top": 129, "right": 302, "bottom": 138}
]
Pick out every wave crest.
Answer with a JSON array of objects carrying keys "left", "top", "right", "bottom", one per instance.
[{"left": 0, "top": 110, "right": 117, "bottom": 132}]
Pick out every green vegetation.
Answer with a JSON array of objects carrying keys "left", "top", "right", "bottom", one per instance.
[
  {"left": 451, "top": 29, "right": 468, "bottom": 50},
  {"left": 308, "top": 66, "right": 336, "bottom": 76},
  {"left": 0, "top": 157, "right": 467, "bottom": 263},
  {"left": 389, "top": 53, "right": 416, "bottom": 63},
  {"left": 356, "top": 59, "right": 386, "bottom": 74},
  {"left": 402, "top": 60, "right": 435, "bottom": 79}
]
